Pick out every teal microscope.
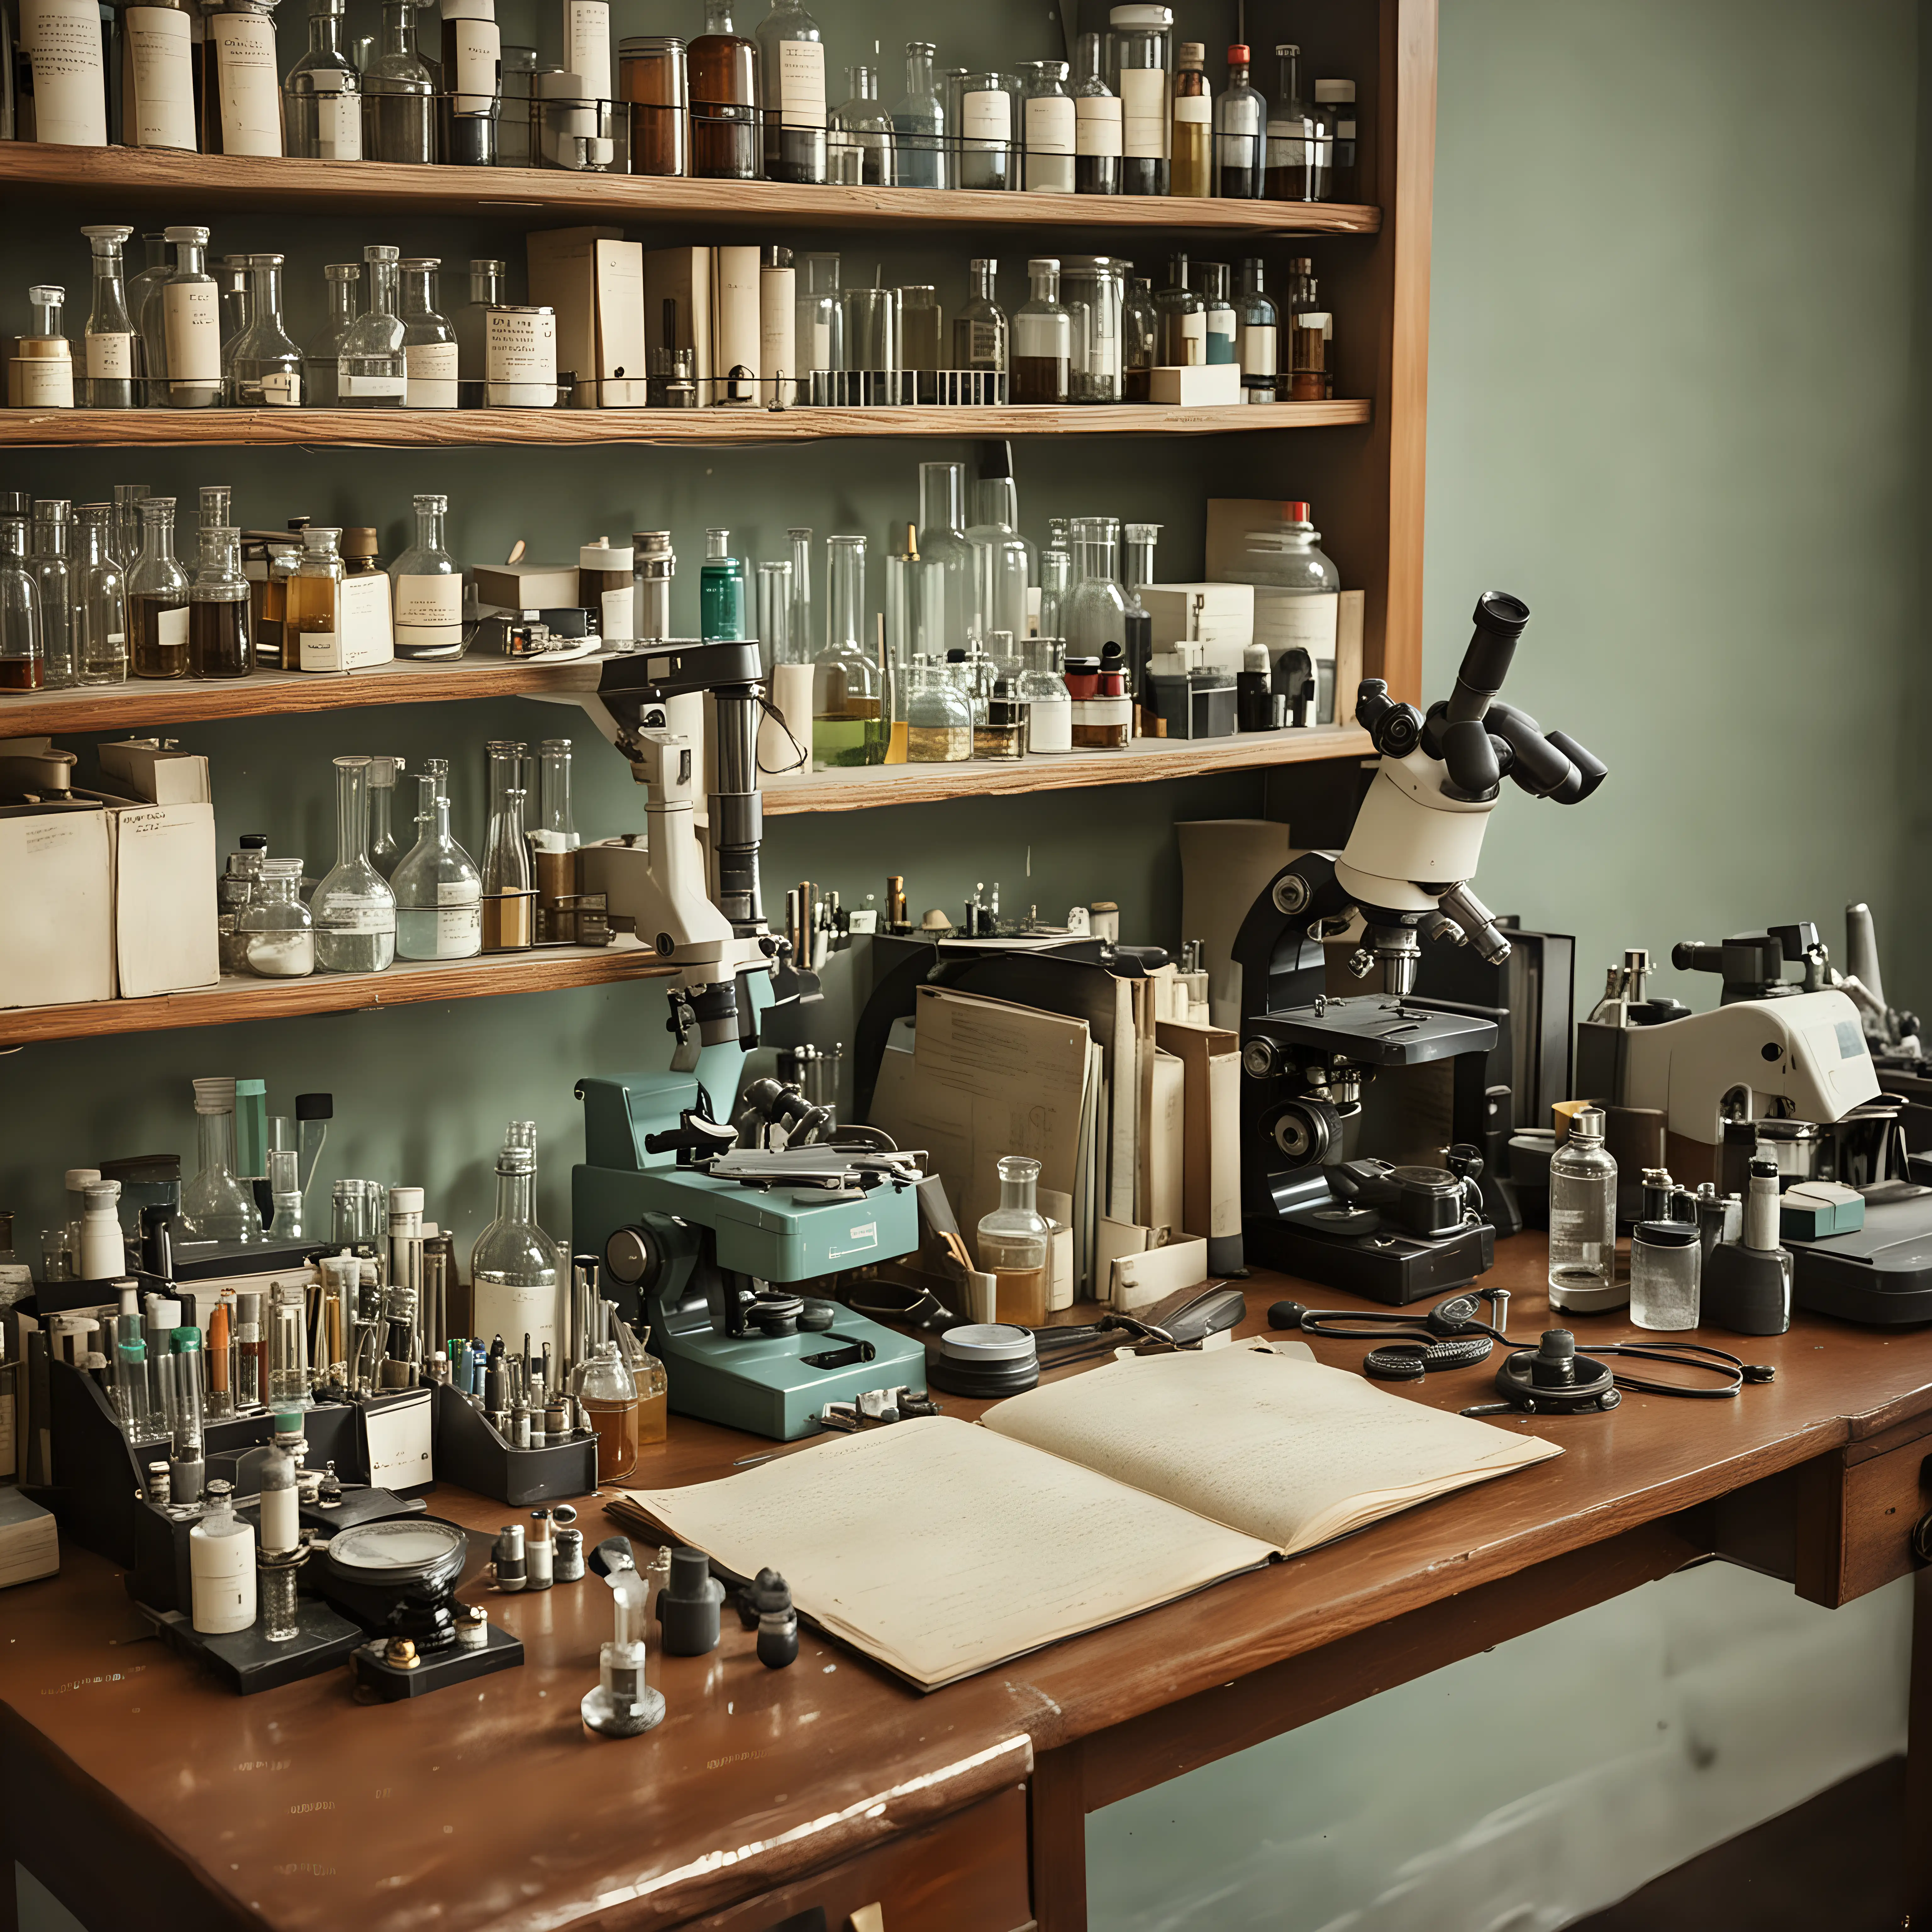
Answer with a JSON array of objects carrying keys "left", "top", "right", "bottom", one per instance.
[{"left": 568, "top": 646, "right": 928, "bottom": 1441}]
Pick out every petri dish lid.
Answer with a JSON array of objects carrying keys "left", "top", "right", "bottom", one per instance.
[
  {"left": 322, "top": 1517, "right": 470, "bottom": 1585},
  {"left": 940, "top": 1323, "right": 1038, "bottom": 1364}
]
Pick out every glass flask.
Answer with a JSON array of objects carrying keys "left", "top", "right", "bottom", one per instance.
[
  {"left": 312, "top": 754, "right": 398, "bottom": 973},
  {"left": 390, "top": 492, "right": 462, "bottom": 659},
  {"left": 128, "top": 495, "right": 189, "bottom": 679},
  {"left": 454, "top": 258, "right": 503, "bottom": 405},
  {"left": 27, "top": 500, "right": 74, "bottom": 690},
  {"left": 364, "top": 0, "right": 434, "bottom": 162},
  {"left": 903, "top": 658, "right": 972, "bottom": 763},
  {"left": 80, "top": 225, "right": 138, "bottom": 408},
  {"left": 1021, "top": 638, "right": 1072, "bottom": 752},
  {"left": 401, "top": 258, "right": 457, "bottom": 409},
  {"left": 1264, "top": 43, "right": 1319, "bottom": 202},
  {"left": 830, "top": 60, "right": 894, "bottom": 185},
  {"left": 469, "top": 1137, "right": 563, "bottom": 1360},
  {"left": 756, "top": 0, "right": 826, "bottom": 184},
  {"left": 1215, "top": 42, "right": 1265, "bottom": 197},
  {"left": 238, "top": 858, "right": 315, "bottom": 977},
  {"left": 307, "top": 261, "right": 361, "bottom": 408},
  {"left": 579, "top": 1341, "right": 639, "bottom": 1480},
  {"left": 183, "top": 1077, "right": 263, "bottom": 1243},
  {"left": 285, "top": 0, "right": 363, "bottom": 157},
  {"left": 157, "top": 225, "right": 222, "bottom": 408},
  {"left": 811, "top": 534, "right": 885, "bottom": 769},
  {"left": 1108, "top": 3, "right": 1171, "bottom": 196},
  {"left": 338, "top": 245, "right": 407, "bottom": 407},
  {"left": 1064, "top": 516, "right": 1127, "bottom": 663},
  {"left": 754, "top": 558, "right": 791, "bottom": 671},
  {"left": 1123, "top": 274, "right": 1158, "bottom": 398},
  {"left": 1222, "top": 501, "right": 1341, "bottom": 722},
  {"left": 952, "top": 257, "right": 1008, "bottom": 380},
  {"left": 1071, "top": 30, "right": 1120, "bottom": 195},
  {"left": 700, "top": 526, "right": 747, "bottom": 641},
  {"left": 890, "top": 40, "right": 943, "bottom": 189},
  {"left": 1548, "top": 1107, "right": 1618, "bottom": 1305},
  {"left": 393, "top": 767, "right": 482, "bottom": 960},
  {"left": 688, "top": 0, "right": 758, "bottom": 181},
  {"left": 73, "top": 502, "right": 127, "bottom": 685},
  {"left": 1234, "top": 257, "right": 1278, "bottom": 403},
  {"left": 977, "top": 1154, "right": 1051, "bottom": 1326},
  {"left": 228, "top": 253, "right": 306, "bottom": 406},
  {"left": 915, "top": 460, "right": 977, "bottom": 657},
  {"left": 1169, "top": 40, "right": 1209, "bottom": 196},
  {"left": 286, "top": 523, "right": 344, "bottom": 671},
  {"left": 188, "top": 524, "right": 251, "bottom": 679},
  {"left": 367, "top": 754, "right": 403, "bottom": 875},
  {"left": 0, "top": 516, "right": 42, "bottom": 692}
]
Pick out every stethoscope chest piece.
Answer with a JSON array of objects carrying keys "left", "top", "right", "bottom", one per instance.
[{"left": 1485, "top": 1330, "right": 1620, "bottom": 1415}]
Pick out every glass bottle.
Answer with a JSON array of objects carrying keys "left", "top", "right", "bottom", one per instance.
[
  {"left": 1021, "top": 59, "right": 1073, "bottom": 194},
  {"left": 811, "top": 534, "right": 884, "bottom": 769},
  {"left": 536, "top": 738, "right": 578, "bottom": 849},
  {"left": 125, "top": 236, "right": 170, "bottom": 403},
  {"left": 957, "top": 67, "right": 1012, "bottom": 192},
  {"left": 8, "top": 284, "right": 73, "bottom": 409},
  {"left": 454, "top": 258, "right": 503, "bottom": 406},
  {"left": 480, "top": 739, "right": 533, "bottom": 949},
  {"left": 1021, "top": 637, "right": 1072, "bottom": 752},
  {"left": 579, "top": 1341, "right": 639, "bottom": 1480},
  {"left": 393, "top": 766, "right": 482, "bottom": 960},
  {"left": 201, "top": 0, "right": 282, "bottom": 157},
  {"left": 239, "top": 858, "right": 314, "bottom": 977},
  {"left": 975, "top": 673, "right": 1024, "bottom": 760},
  {"left": 307, "top": 261, "right": 361, "bottom": 409},
  {"left": 1169, "top": 40, "right": 1209, "bottom": 196},
  {"left": 915, "top": 460, "right": 977, "bottom": 657},
  {"left": 313, "top": 755, "right": 397, "bottom": 972},
  {"left": 634, "top": 1333, "right": 668, "bottom": 1443},
  {"left": 80, "top": 225, "right": 137, "bottom": 408},
  {"left": 440, "top": 0, "right": 501, "bottom": 165},
  {"left": 469, "top": 1136, "right": 562, "bottom": 1360},
  {"left": 890, "top": 40, "right": 943, "bottom": 190},
  {"left": 795, "top": 252, "right": 841, "bottom": 395},
  {"left": 977, "top": 1154, "right": 1050, "bottom": 1326},
  {"left": 182, "top": 1077, "right": 262, "bottom": 1243},
  {"left": 1235, "top": 257, "right": 1278, "bottom": 403},
  {"left": 1316, "top": 78, "right": 1357, "bottom": 202},
  {"left": 1215, "top": 43, "right": 1265, "bottom": 197},
  {"left": 700, "top": 526, "right": 747, "bottom": 641},
  {"left": 785, "top": 524, "right": 813, "bottom": 657},
  {"left": 367, "top": 755, "right": 403, "bottom": 874},
  {"left": 1065, "top": 516, "right": 1127, "bottom": 664},
  {"left": 364, "top": 0, "right": 434, "bottom": 162},
  {"left": 1285, "top": 255, "right": 1332, "bottom": 400},
  {"left": 688, "top": 0, "right": 758, "bottom": 181},
  {"left": 952, "top": 257, "right": 1008, "bottom": 383},
  {"left": 286, "top": 523, "right": 345, "bottom": 671},
  {"left": 120, "top": 0, "right": 198, "bottom": 153},
  {"left": 756, "top": 0, "right": 825, "bottom": 184},
  {"left": 0, "top": 516, "right": 42, "bottom": 692},
  {"left": 964, "top": 442, "right": 1030, "bottom": 651},
  {"left": 1071, "top": 30, "right": 1119, "bottom": 195},
  {"left": 1156, "top": 252, "right": 1205, "bottom": 366},
  {"left": 754, "top": 558, "right": 791, "bottom": 669},
  {"left": 1265, "top": 44, "right": 1319, "bottom": 202},
  {"left": 128, "top": 494, "right": 188, "bottom": 679},
  {"left": 1123, "top": 274, "right": 1158, "bottom": 399},
  {"left": 829, "top": 60, "right": 894, "bottom": 186},
  {"left": 157, "top": 225, "right": 221, "bottom": 408},
  {"left": 284, "top": 0, "right": 362, "bottom": 158},
  {"left": 1108, "top": 2, "right": 1171, "bottom": 196},
  {"left": 390, "top": 493, "right": 462, "bottom": 658},
  {"left": 1037, "top": 523, "right": 1069, "bottom": 637},
  {"left": 73, "top": 502, "right": 127, "bottom": 685},
  {"left": 400, "top": 258, "right": 458, "bottom": 409},
  {"left": 339, "top": 245, "right": 407, "bottom": 407},
  {"left": 27, "top": 500, "right": 74, "bottom": 690},
  {"left": 228, "top": 253, "right": 306, "bottom": 407},
  {"left": 1547, "top": 1106, "right": 1618, "bottom": 1306},
  {"left": 1201, "top": 261, "right": 1237, "bottom": 365},
  {"left": 903, "top": 658, "right": 972, "bottom": 762},
  {"left": 111, "top": 483, "right": 151, "bottom": 572},
  {"left": 1223, "top": 500, "right": 1341, "bottom": 722},
  {"left": 1012, "top": 257, "right": 1070, "bottom": 405},
  {"left": 1121, "top": 520, "right": 1160, "bottom": 693},
  {"left": 188, "top": 524, "right": 250, "bottom": 679}
]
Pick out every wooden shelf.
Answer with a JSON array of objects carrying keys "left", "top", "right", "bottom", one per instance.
[
  {"left": 763, "top": 725, "right": 1371, "bottom": 813},
  {"left": 0, "top": 399, "right": 1370, "bottom": 449},
  {"left": 0, "top": 142, "right": 1382, "bottom": 236},
  {"left": 0, "top": 944, "right": 679, "bottom": 1047}
]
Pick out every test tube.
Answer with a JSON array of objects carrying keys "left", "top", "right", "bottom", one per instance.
[
  {"left": 268, "top": 1281, "right": 310, "bottom": 1408},
  {"left": 114, "top": 1335, "right": 156, "bottom": 1440},
  {"left": 170, "top": 1327, "right": 205, "bottom": 1457},
  {"left": 206, "top": 1293, "right": 235, "bottom": 1419},
  {"left": 235, "top": 1290, "right": 264, "bottom": 1408}
]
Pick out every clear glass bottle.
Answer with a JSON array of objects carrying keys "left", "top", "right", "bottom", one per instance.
[
  {"left": 1265, "top": 43, "right": 1319, "bottom": 202},
  {"left": 1123, "top": 274, "right": 1158, "bottom": 399},
  {"left": 1108, "top": 2, "right": 1171, "bottom": 196},
  {"left": 1547, "top": 1106, "right": 1618, "bottom": 1306},
  {"left": 579, "top": 1341, "right": 639, "bottom": 1479},
  {"left": 218, "top": 257, "right": 251, "bottom": 371},
  {"left": 1316, "top": 77, "right": 1357, "bottom": 202},
  {"left": 125, "top": 237, "right": 170, "bottom": 391},
  {"left": 951, "top": 257, "right": 1008, "bottom": 382},
  {"left": 200, "top": 0, "right": 282, "bottom": 158},
  {"left": 1223, "top": 500, "right": 1341, "bottom": 722},
  {"left": 401, "top": 258, "right": 457, "bottom": 409},
  {"left": 1169, "top": 40, "right": 1209, "bottom": 196},
  {"left": 390, "top": 492, "right": 462, "bottom": 658},
  {"left": 182, "top": 1076, "right": 263, "bottom": 1243},
  {"left": 1071, "top": 30, "right": 1120, "bottom": 195},
  {"left": 188, "top": 523, "right": 250, "bottom": 679},
  {"left": 1021, "top": 59, "right": 1073, "bottom": 193},
  {"left": 1065, "top": 515, "right": 1127, "bottom": 663},
  {"left": 1235, "top": 257, "right": 1278, "bottom": 403},
  {"left": 1021, "top": 637, "right": 1072, "bottom": 752},
  {"left": 1630, "top": 1221, "right": 1699, "bottom": 1332},
  {"left": 1214, "top": 43, "right": 1265, "bottom": 197},
  {"left": 228, "top": 253, "right": 306, "bottom": 407},
  {"left": 454, "top": 258, "right": 503, "bottom": 406},
  {"left": 964, "top": 443, "right": 1030, "bottom": 650},
  {"left": 756, "top": 0, "right": 825, "bottom": 184},
  {"left": 469, "top": 1135, "right": 563, "bottom": 1360},
  {"left": 688, "top": 0, "right": 758, "bottom": 181},
  {"left": 795, "top": 251, "right": 841, "bottom": 393},
  {"left": 700, "top": 526, "right": 747, "bottom": 641},
  {"left": 73, "top": 501, "right": 127, "bottom": 685},
  {"left": 1156, "top": 251, "right": 1205, "bottom": 366},
  {"left": 239, "top": 858, "right": 315, "bottom": 977},
  {"left": 786, "top": 524, "right": 813, "bottom": 657},
  {"left": 890, "top": 40, "right": 943, "bottom": 190},
  {"left": 8, "top": 284, "right": 73, "bottom": 409},
  {"left": 439, "top": 0, "right": 501, "bottom": 165},
  {"left": 80, "top": 225, "right": 137, "bottom": 408},
  {"left": 481, "top": 739, "right": 533, "bottom": 949},
  {"left": 536, "top": 738, "right": 578, "bottom": 848},
  {"left": 393, "top": 766, "right": 482, "bottom": 960},
  {"left": 367, "top": 754, "right": 403, "bottom": 874},
  {"left": 0, "top": 516, "right": 42, "bottom": 691},
  {"left": 339, "top": 245, "right": 407, "bottom": 407},
  {"left": 957, "top": 67, "right": 1013, "bottom": 192},
  {"left": 27, "top": 500, "right": 74, "bottom": 690},
  {"left": 284, "top": 0, "right": 363, "bottom": 157},
  {"left": 286, "top": 523, "right": 345, "bottom": 671},
  {"left": 812, "top": 533, "right": 884, "bottom": 769},
  {"left": 829, "top": 60, "right": 894, "bottom": 185},
  {"left": 313, "top": 755, "right": 397, "bottom": 973},
  {"left": 364, "top": 0, "right": 434, "bottom": 162},
  {"left": 157, "top": 225, "right": 222, "bottom": 408},
  {"left": 915, "top": 460, "right": 977, "bottom": 658},
  {"left": 1201, "top": 260, "right": 1237, "bottom": 365},
  {"left": 128, "top": 494, "right": 188, "bottom": 679},
  {"left": 977, "top": 1154, "right": 1050, "bottom": 1326},
  {"left": 1121, "top": 519, "right": 1160, "bottom": 692},
  {"left": 903, "top": 658, "right": 972, "bottom": 762},
  {"left": 754, "top": 558, "right": 791, "bottom": 669},
  {"left": 1037, "top": 519, "right": 1069, "bottom": 636},
  {"left": 1012, "top": 257, "right": 1070, "bottom": 405},
  {"left": 1285, "top": 254, "right": 1332, "bottom": 400},
  {"left": 307, "top": 261, "right": 360, "bottom": 409}
]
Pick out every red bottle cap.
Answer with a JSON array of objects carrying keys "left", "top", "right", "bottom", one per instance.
[
  {"left": 1285, "top": 500, "right": 1312, "bottom": 523},
  {"left": 1228, "top": 43, "right": 1249, "bottom": 61}
]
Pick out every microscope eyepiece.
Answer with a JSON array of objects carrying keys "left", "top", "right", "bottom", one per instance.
[{"left": 1474, "top": 591, "right": 1530, "bottom": 639}]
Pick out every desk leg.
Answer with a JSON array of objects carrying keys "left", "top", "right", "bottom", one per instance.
[
  {"left": 1029, "top": 1740, "right": 1087, "bottom": 1932},
  {"left": 1910, "top": 1566, "right": 1932, "bottom": 1918}
]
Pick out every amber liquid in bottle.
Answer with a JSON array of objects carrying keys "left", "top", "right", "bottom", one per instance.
[
  {"left": 688, "top": 28, "right": 759, "bottom": 179},
  {"left": 189, "top": 600, "right": 251, "bottom": 679},
  {"left": 285, "top": 574, "right": 338, "bottom": 647},
  {"left": 130, "top": 592, "right": 189, "bottom": 679},
  {"left": 1012, "top": 354, "right": 1069, "bottom": 404},
  {"left": 0, "top": 656, "right": 43, "bottom": 690},
  {"left": 1171, "top": 66, "right": 1210, "bottom": 196},
  {"left": 992, "top": 1263, "right": 1049, "bottom": 1326},
  {"left": 585, "top": 1393, "right": 641, "bottom": 1481}
]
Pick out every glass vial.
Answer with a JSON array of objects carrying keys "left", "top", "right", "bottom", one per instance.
[
  {"left": 312, "top": 755, "right": 398, "bottom": 973},
  {"left": 1548, "top": 1106, "right": 1619, "bottom": 1306},
  {"left": 128, "top": 494, "right": 188, "bottom": 678},
  {"left": 228, "top": 253, "right": 306, "bottom": 406},
  {"left": 689, "top": 0, "right": 758, "bottom": 180},
  {"left": 364, "top": 0, "right": 434, "bottom": 161},
  {"left": 890, "top": 40, "right": 943, "bottom": 189},
  {"left": 240, "top": 858, "right": 315, "bottom": 976},
  {"left": 284, "top": 0, "right": 363, "bottom": 158},
  {"left": 401, "top": 258, "right": 458, "bottom": 408},
  {"left": 188, "top": 524, "right": 250, "bottom": 679},
  {"left": 73, "top": 501, "right": 127, "bottom": 684},
  {"left": 80, "top": 226, "right": 137, "bottom": 407},
  {"left": 1169, "top": 41, "right": 1209, "bottom": 196},
  {"left": 700, "top": 527, "right": 747, "bottom": 641},
  {"left": 0, "top": 516, "right": 42, "bottom": 691},
  {"left": 977, "top": 1155, "right": 1051, "bottom": 1326},
  {"left": 1215, "top": 43, "right": 1266, "bottom": 197},
  {"left": 481, "top": 739, "right": 533, "bottom": 949},
  {"left": 812, "top": 533, "right": 884, "bottom": 769}
]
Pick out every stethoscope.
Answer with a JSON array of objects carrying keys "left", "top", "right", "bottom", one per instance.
[{"left": 1267, "top": 1287, "right": 1776, "bottom": 1418}]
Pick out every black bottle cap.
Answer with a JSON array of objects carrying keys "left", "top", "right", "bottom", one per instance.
[
  {"left": 295, "top": 1093, "right": 333, "bottom": 1121},
  {"left": 240, "top": 832, "right": 269, "bottom": 850}
]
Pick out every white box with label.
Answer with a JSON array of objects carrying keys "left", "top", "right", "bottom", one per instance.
[
  {"left": 298, "top": 571, "right": 394, "bottom": 672},
  {"left": 0, "top": 802, "right": 115, "bottom": 1009}
]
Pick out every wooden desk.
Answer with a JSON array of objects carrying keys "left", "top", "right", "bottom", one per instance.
[{"left": 3, "top": 1236, "right": 1930, "bottom": 1932}]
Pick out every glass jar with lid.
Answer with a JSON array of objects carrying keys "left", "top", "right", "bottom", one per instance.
[
  {"left": 620, "top": 35, "right": 688, "bottom": 175},
  {"left": 1059, "top": 256, "right": 1126, "bottom": 402},
  {"left": 976, "top": 1155, "right": 1052, "bottom": 1325},
  {"left": 1221, "top": 500, "right": 1341, "bottom": 723},
  {"left": 240, "top": 859, "right": 316, "bottom": 978},
  {"left": 957, "top": 69, "right": 1014, "bottom": 192},
  {"left": 1108, "top": 4, "right": 1173, "bottom": 196},
  {"left": 903, "top": 659, "right": 973, "bottom": 763}
]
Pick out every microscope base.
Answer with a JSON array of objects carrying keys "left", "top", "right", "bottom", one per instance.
[
  {"left": 658, "top": 1315, "right": 929, "bottom": 1441},
  {"left": 1243, "top": 1208, "right": 1495, "bottom": 1305}
]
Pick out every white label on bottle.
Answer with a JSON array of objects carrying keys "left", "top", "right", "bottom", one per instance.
[
  {"left": 472, "top": 1273, "right": 557, "bottom": 1361},
  {"left": 338, "top": 570, "right": 394, "bottom": 666},
  {"left": 969, "top": 318, "right": 1002, "bottom": 364},
  {"left": 1299, "top": 311, "right": 1331, "bottom": 333},
  {"left": 562, "top": 0, "right": 610, "bottom": 100},
  {"left": 1176, "top": 309, "right": 1206, "bottom": 350},
  {"left": 299, "top": 627, "right": 340, "bottom": 670},
  {"left": 125, "top": 7, "right": 197, "bottom": 150},
  {"left": 405, "top": 340, "right": 459, "bottom": 409},
  {"left": 212, "top": 12, "right": 282, "bottom": 156},
  {"left": 1239, "top": 322, "right": 1278, "bottom": 376},
  {"left": 259, "top": 369, "right": 301, "bottom": 405},
  {"left": 777, "top": 38, "right": 826, "bottom": 130},
  {"left": 1267, "top": 119, "right": 1309, "bottom": 169},
  {"left": 86, "top": 332, "right": 133, "bottom": 378},
  {"left": 1025, "top": 93, "right": 1074, "bottom": 155},
  {"left": 341, "top": 372, "right": 407, "bottom": 399},
  {"left": 1336, "top": 118, "right": 1356, "bottom": 140},
  {"left": 1207, "top": 312, "right": 1237, "bottom": 364},
  {"left": 437, "top": 879, "right": 481, "bottom": 906},
  {"left": 435, "top": 903, "right": 483, "bottom": 951},
  {"left": 486, "top": 308, "right": 556, "bottom": 384},
  {"left": 321, "top": 895, "right": 395, "bottom": 934},
  {"left": 452, "top": 17, "right": 500, "bottom": 112},
  {"left": 1013, "top": 310, "right": 1069, "bottom": 359},
  {"left": 601, "top": 585, "right": 633, "bottom": 642},
  {"left": 156, "top": 604, "right": 189, "bottom": 650},
  {"left": 1075, "top": 92, "right": 1122, "bottom": 158},
  {"left": 1173, "top": 92, "right": 1210, "bottom": 125},
  {"left": 1252, "top": 587, "right": 1339, "bottom": 664},
  {"left": 318, "top": 89, "right": 363, "bottom": 158},
  {"left": 393, "top": 573, "right": 462, "bottom": 646},
  {"left": 1119, "top": 67, "right": 1166, "bottom": 159},
  {"left": 162, "top": 281, "right": 221, "bottom": 383},
  {"left": 962, "top": 87, "right": 1010, "bottom": 148},
  {"left": 21, "top": 0, "right": 108, "bottom": 146},
  {"left": 15, "top": 358, "right": 74, "bottom": 406}
]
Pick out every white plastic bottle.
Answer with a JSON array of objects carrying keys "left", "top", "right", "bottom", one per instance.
[{"left": 189, "top": 1478, "right": 258, "bottom": 1634}]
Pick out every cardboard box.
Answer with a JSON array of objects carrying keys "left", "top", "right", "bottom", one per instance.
[
  {"left": 1147, "top": 363, "right": 1242, "bottom": 405},
  {"left": 1141, "top": 582, "right": 1255, "bottom": 661},
  {"left": 0, "top": 801, "right": 114, "bottom": 1009},
  {"left": 709, "top": 244, "right": 761, "bottom": 406},
  {"left": 1177, "top": 819, "right": 1299, "bottom": 1028},
  {"left": 1157, "top": 1019, "right": 1243, "bottom": 1276},
  {"left": 98, "top": 739, "right": 211, "bottom": 804},
  {"left": 107, "top": 799, "right": 219, "bottom": 997},
  {"left": 472, "top": 561, "right": 582, "bottom": 611},
  {"left": 526, "top": 225, "right": 625, "bottom": 386},
  {"left": 297, "top": 570, "right": 393, "bottom": 672}
]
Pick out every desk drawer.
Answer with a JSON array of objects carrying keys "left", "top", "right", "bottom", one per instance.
[
  {"left": 1796, "top": 1435, "right": 1932, "bottom": 1608},
  {"left": 676, "top": 1784, "right": 1032, "bottom": 1932}
]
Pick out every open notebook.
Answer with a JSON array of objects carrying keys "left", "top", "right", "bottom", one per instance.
[{"left": 612, "top": 1341, "right": 1560, "bottom": 1691}]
